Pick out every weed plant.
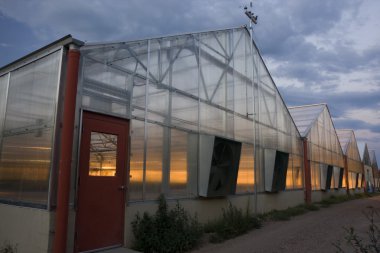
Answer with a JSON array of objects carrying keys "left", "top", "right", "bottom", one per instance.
[
  {"left": 204, "top": 203, "right": 262, "bottom": 243},
  {"left": 333, "top": 207, "right": 380, "bottom": 253},
  {"left": 131, "top": 195, "right": 203, "bottom": 253},
  {"left": 260, "top": 204, "right": 318, "bottom": 221}
]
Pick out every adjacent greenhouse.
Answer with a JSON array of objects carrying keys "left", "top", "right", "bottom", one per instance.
[
  {"left": 288, "top": 104, "right": 346, "bottom": 202},
  {"left": 370, "top": 150, "right": 379, "bottom": 189},
  {"left": 358, "top": 142, "right": 374, "bottom": 191},
  {"left": 336, "top": 129, "right": 364, "bottom": 191}
]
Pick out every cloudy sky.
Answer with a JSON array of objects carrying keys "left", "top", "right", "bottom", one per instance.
[{"left": 0, "top": 0, "right": 379, "bottom": 161}]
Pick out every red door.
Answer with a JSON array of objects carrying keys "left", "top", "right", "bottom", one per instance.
[{"left": 75, "top": 111, "right": 129, "bottom": 252}]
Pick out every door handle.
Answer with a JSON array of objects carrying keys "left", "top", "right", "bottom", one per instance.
[{"left": 118, "top": 185, "right": 127, "bottom": 191}]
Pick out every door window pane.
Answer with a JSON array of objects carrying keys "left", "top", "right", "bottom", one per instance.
[{"left": 89, "top": 132, "right": 117, "bottom": 176}]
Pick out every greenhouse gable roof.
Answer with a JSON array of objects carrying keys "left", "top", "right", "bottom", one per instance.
[
  {"left": 288, "top": 104, "right": 326, "bottom": 137},
  {"left": 336, "top": 129, "right": 352, "bottom": 154},
  {"left": 370, "top": 150, "right": 378, "bottom": 169}
]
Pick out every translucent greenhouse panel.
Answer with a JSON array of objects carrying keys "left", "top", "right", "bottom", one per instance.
[
  {"left": 293, "top": 155, "right": 304, "bottom": 189},
  {"left": 315, "top": 163, "right": 321, "bottom": 190},
  {"left": 123, "top": 41, "right": 149, "bottom": 118},
  {"left": 310, "top": 143, "right": 319, "bottom": 162},
  {"left": 260, "top": 125, "right": 277, "bottom": 149},
  {"left": 255, "top": 147, "right": 265, "bottom": 192},
  {"left": 0, "top": 74, "right": 8, "bottom": 138},
  {"left": 342, "top": 169, "right": 347, "bottom": 188},
  {"left": 258, "top": 55, "right": 274, "bottom": 93},
  {"left": 233, "top": 29, "right": 253, "bottom": 115},
  {"left": 129, "top": 119, "right": 145, "bottom": 201},
  {"left": 317, "top": 122, "right": 325, "bottom": 150},
  {"left": 358, "top": 173, "right": 363, "bottom": 188},
  {"left": 234, "top": 116, "right": 254, "bottom": 143},
  {"left": 81, "top": 56, "right": 134, "bottom": 118},
  {"left": 292, "top": 129, "right": 301, "bottom": 155},
  {"left": 278, "top": 132, "right": 291, "bottom": 153},
  {"left": 0, "top": 129, "right": 53, "bottom": 204},
  {"left": 225, "top": 112, "right": 235, "bottom": 139},
  {"left": 169, "top": 129, "right": 188, "bottom": 197},
  {"left": 350, "top": 135, "right": 361, "bottom": 162},
  {"left": 309, "top": 124, "right": 318, "bottom": 145},
  {"left": 146, "top": 40, "right": 161, "bottom": 83},
  {"left": 258, "top": 88, "right": 276, "bottom": 128},
  {"left": 232, "top": 29, "right": 248, "bottom": 76},
  {"left": 236, "top": 143, "right": 254, "bottom": 193},
  {"left": 348, "top": 172, "right": 355, "bottom": 189},
  {"left": 286, "top": 155, "right": 294, "bottom": 189},
  {"left": 170, "top": 39, "right": 199, "bottom": 97},
  {"left": 0, "top": 50, "right": 61, "bottom": 205},
  {"left": 276, "top": 99, "right": 286, "bottom": 133},
  {"left": 200, "top": 101, "right": 226, "bottom": 136},
  {"left": 145, "top": 123, "right": 163, "bottom": 200},
  {"left": 311, "top": 162, "right": 321, "bottom": 190},
  {"left": 210, "top": 72, "right": 234, "bottom": 110},
  {"left": 147, "top": 83, "right": 169, "bottom": 123},
  {"left": 130, "top": 76, "right": 146, "bottom": 118},
  {"left": 311, "top": 162, "right": 316, "bottom": 190},
  {"left": 171, "top": 93, "right": 198, "bottom": 131},
  {"left": 202, "top": 30, "right": 231, "bottom": 63},
  {"left": 198, "top": 32, "right": 230, "bottom": 102}
]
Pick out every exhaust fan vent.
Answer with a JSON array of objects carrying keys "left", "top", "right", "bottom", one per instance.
[
  {"left": 265, "top": 149, "right": 289, "bottom": 192},
  {"left": 320, "top": 165, "right": 333, "bottom": 191},
  {"left": 338, "top": 168, "right": 344, "bottom": 188},
  {"left": 198, "top": 135, "right": 241, "bottom": 197}
]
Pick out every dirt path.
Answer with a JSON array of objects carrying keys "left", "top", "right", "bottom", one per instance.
[{"left": 192, "top": 196, "right": 380, "bottom": 253}]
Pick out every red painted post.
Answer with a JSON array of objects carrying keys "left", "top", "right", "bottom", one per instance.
[
  {"left": 344, "top": 155, "right": 349, "bottom": 195},
  {"left": 303, "top": 138, "right": 312, "bottom": 204},
  {"left": 53, "top": 45, "right": 80, "bottom": 253}
]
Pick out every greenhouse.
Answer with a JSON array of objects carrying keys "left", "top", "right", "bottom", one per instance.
[
  {"left": 358, "top": 142, "right": 374, "bottom": 191},
  {"left": 370, "top": 150, "right": 379, "bottom": 189},
  {"left": 336, "top": 129, "right": 364, "bottom": 191},
  {"left": 0, "top": 27, "right": 304, "bottom": 253},
  {"left": 288, "top": 104, "right": 346, "bottom": 203}
]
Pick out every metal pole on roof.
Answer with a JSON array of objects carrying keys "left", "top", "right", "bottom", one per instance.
[{"left": 244, "top": 2, "right": 258, "bottom": 213}]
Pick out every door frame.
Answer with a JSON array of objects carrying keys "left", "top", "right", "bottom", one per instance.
[{"left": 74, "top": 110, "right": 129, "bottom": 252}]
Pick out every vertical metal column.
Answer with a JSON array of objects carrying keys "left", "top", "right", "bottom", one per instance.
[
  {"left": 53, "top": 45, "right": 80, "bottom": 253},
  {"left": 142, "top": 40, "right": 151, "bottom": 200},
  {"left": 0, "top": 73, "right": 11, "bottom": 167},
  {"left": 302, "top": 138, "right": 312, "bottom": 204},
  {"left": 249, "top": 25, "right": 258, "bottom": 214}
]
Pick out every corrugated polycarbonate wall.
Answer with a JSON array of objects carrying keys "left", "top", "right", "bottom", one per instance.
[
  {"left": 79, "top": 27, "right": 303, "bottom": 201},
  {"left": 307, "top": 108, "right": 345, "bottom": 190},
  {"left": 0, "top": 50, "right": 62, "bottom": 207}
]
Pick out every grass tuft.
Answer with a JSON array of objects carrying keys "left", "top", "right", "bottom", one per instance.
[{"left": 204, "top": 203, "right": 262, "bottom": 243}]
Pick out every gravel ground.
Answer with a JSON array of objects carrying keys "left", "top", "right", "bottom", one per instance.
[{"left": 191, "top": 195, "right": 380, "bottom": 253}]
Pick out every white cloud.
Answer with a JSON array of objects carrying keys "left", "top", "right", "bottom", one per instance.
[{"left": 344, "top": 109, "right": 380, "bottom": 125}]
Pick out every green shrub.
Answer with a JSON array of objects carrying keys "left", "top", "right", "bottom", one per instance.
[
  {"left": 0, "top": 241, "right": 17, "bottom": 253},
  {"left": 205, "top": 203, "right": 262, "bottom": 243},
  {"left": 131, "top": 195, "right": 203, "bottom": 253}
]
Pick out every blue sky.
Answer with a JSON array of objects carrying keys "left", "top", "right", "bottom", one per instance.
[{"left": 0, "top": 0, "right": 379, "bottom": 161}]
